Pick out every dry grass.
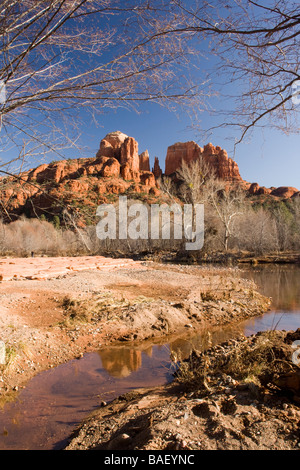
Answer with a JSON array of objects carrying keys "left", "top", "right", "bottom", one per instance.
[
  {"left": 61, "top": 293, "right": 129, "bottom": 326},
  {"left": 221, "top": 333, "right": 276, "bottom": 383},
  {"left": 175, "top": 330, "right": 296, "bottom": 394},
  {"left": 60, "top": 292, "right": 155, "bottom": 327}
]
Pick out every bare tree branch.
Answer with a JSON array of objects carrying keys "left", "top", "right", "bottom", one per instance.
[{"left": 1, "top": 0, "right": 299, "bottom": 172}]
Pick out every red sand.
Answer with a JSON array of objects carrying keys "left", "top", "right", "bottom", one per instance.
[{"left": 0, "top": 256, "right": 142, "bottom": 281}]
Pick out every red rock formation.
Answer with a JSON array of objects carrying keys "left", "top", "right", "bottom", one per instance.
[
  {"left": 270, "top": 187, "right": 299, "bottom": 198},
  {"left": 100, "top": 157, "right": 121, "bottom": 178},
  {"left": 96, "top": 132, "right": 142, "bottom": 182},
  {"left": 96, "top": 131, "right": 128, "bottom": 160},
  {"left": 0, "top": 130, "right": 298, "bottom": 225},
  {"left": 120, "top": 136, "right": 139, "bottom": 173},
  {"left": 121, "top": 140, "right": 140, "bottom": 181},
  {"left": 258, "top": 187, "right": 272, "bottom": 195},
  {"left": 248, "top": 183, "right": 272, "bottom": 196},
  {"left": 121, "top": 162, "right": 138, "bottom": 181},
  {"left": 248, "top": 183, "right": 260, "bottom": 195},
  {"left": 210, "top": 147, "right": 241, "bottom": 182},
  {"left": 140, "top": 171, "right": 156, "bottom": 187},
  {"left": 139, "top": 150, "right": 150, "bottom": 172},
  {"left": 165, "top": 141, "right": 242, "bottom": 182},
  {"left": 152, "top": 157, "right": 162, "bottom": 179},
  {"left": 165, "top": 141, "right": 202, "bottom": 176},
  {"left": 0, "top": 131, "right": 160, "bottom": 222}
]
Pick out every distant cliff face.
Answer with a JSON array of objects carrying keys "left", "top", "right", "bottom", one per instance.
[
  {"left": 165, "top": 141, "right": 242, "bottom": 182},
  {"left": 97, "top": 131, "right": 160, "bottom": 185},
  {"left": 0, "top": 131, "right": 162, "bottom": 223},
  {"left": 0, "top": 131, "right": 298, "bottom": 224}
]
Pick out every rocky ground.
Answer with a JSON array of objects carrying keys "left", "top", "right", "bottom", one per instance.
[{"left": 65, "top": 329, "right": 300, "bottom": 451}]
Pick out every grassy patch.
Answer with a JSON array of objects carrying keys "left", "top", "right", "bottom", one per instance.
[
  {"left": 0, "top": 342, "right": 29, "bottom": 372},
  {"left": 60, "top": 292, "right": 155, "bottom": 327}
]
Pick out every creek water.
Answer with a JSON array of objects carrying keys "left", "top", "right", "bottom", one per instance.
[{"left": 0, "top": 264, "right": 299, "bottom": 450}]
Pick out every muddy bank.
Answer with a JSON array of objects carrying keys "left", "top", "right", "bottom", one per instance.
[
  {"left": 140, "top": 250, "right": 300, "bottom": 266},
  {"left": 65, "top": 329, "right": 300, "bottom": 451},
  {"left": 0, "top": 258, "right": 270, "bottom": 401},
  {"left": 237, "top": 252, "right": 300, "bottom": 265}
]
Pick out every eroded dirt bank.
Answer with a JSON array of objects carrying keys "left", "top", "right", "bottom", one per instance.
[
  {"left": 0, "top": 256, "right": 270, "bottom": 403},
  {"left": 65, "top": 329, "right": 300, "bottom": 451}
]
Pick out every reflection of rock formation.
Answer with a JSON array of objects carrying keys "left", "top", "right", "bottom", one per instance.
[
  {"left": 98, "top": 348, "right": 142, "bottom": 378},
  {"left": 143, "top": 346, "right": 153, "bottom": 358}
]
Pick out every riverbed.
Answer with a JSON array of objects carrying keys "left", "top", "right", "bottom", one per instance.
[{"left": 0, "top": 263, "right": 299, "bottom": 450}]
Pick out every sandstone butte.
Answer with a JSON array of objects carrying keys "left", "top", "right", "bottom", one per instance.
[
  {"left": 165, "top": 141, "right": 242, "bottom": 182},
  {"left": 0, "top": 130, "right": 298, "bottom": 223}
]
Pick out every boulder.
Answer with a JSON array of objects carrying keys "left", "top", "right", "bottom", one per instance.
[
  {"left": 248, "top": 182, "right": 260, "bottom": 195},
  {"left": 257, "top": 186, "right": 272, "bottom": 195},
  {"left": 100, "top": 157, "right": 121, "bottom": 178},
  {"left": 270, "top": 186, "right": 299, "bottom": 198},
  {"left": 140, "top": 171, "right": 156, "bottom": 187}
]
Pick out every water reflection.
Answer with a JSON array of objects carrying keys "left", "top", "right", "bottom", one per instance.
[
  {"left": 98, "top": 348, "right": 142, "bottom": 378},
  {"left": 95, "top": 325, "right": 251, "bottom": 382},
  {"left": 237, "top": 264, "right": 300, "bottom": 335},
  {"left": 0, "top": 343, "right": 174, "bottom": 450},
  {"left": 167, "top": 264, "right": 300, "bottom": 362},
  {"left": 240, "top": 264, "right": 300, "bottom": 312},
  {"left": 241, "top": 311, "right": 300, "bottom": 336}
]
